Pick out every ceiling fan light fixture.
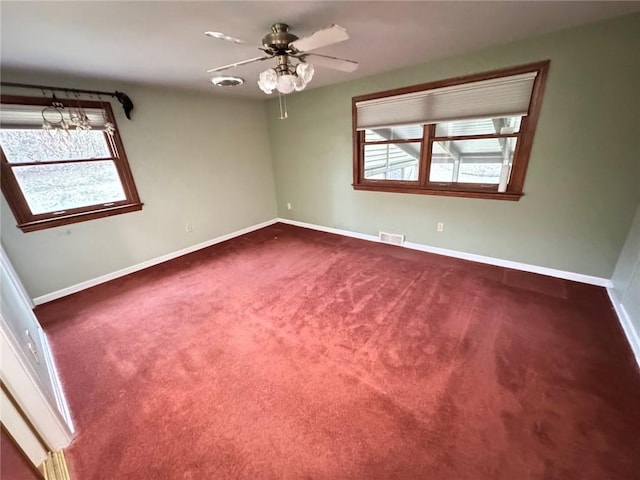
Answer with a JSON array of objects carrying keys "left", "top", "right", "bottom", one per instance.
[
  {"left": 210, "top": 75, "right": 245, "bottom": 87},
  {"left": 257, "top": 61, "right": 315, "bottom": 95},
  {"left": 258, "top": 68, "right": 278, "bottom": 94},
  {"left": 205, "top": 22, "right": 357, "bottom": 103},
  {"left": 276, "top": 74, "right": 297, "bottom": 95},
  {"left": 296, "top": 62, "right": 315, "bottom": 83},
  {"left": 293, "top": 76, "right": 307, "bottom": 92}
]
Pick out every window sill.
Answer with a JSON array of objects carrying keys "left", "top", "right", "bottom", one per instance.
[
  {"left": 352, "top": 184, "right": 523, "bottom": 201},
  {"left": 16, "top": 202, "right": 143, "bottom": 232}
]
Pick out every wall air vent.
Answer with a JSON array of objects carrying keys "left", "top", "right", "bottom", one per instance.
[{"left": 379, "top": 231, "right": 405, "bottom": 246}]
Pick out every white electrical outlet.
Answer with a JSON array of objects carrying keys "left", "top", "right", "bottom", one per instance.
[
  {"left": 437, "top": 222, "right": 444, "bottom": 232},
  {"left": 185, "top": 223, "right": 193, "bottom": 233},
  {"left": 287, "top": 202, "right": 292, "bottom": 210}
]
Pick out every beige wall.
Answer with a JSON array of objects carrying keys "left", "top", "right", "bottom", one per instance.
[
  {"left": 1, "top": 71, "right": 277, "bottom": 298},
  {"left": 267, "top": 13, "right": 640, "bottom": 279}
]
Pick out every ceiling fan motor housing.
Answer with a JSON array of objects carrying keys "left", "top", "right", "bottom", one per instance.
[{"left": 262, "top": 23, "right": 299, "bottom": 54}]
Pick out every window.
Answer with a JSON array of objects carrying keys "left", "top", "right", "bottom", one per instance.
[
  {"left": 1, "top": 95, "right": 142, "bottom": 232},
  {"left": 352, "top": 61, "right": 549, "bottom": 200}
]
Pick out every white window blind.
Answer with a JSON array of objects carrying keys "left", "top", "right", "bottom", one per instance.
[
  {"left": 356, "top": 72, "right": 537, "bottom": 131},
  {"left": 0, "top": 104, "right": 108, "bottom": 130}
]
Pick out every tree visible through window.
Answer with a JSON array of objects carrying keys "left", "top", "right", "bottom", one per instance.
[{"left": 1, "top": 96, "right": 142, "bottom": 232}]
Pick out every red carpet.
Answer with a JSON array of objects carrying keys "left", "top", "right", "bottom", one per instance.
[
  {"left": 37, "top": 224, "right": 640, "bottom": 479},
  {"left": 1, "top": 429, "right": 42, "bottom": 480}
]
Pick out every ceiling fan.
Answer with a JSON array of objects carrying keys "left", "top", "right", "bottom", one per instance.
[{"left": 205, "top": 23, "right": 358, "bottom": 95}]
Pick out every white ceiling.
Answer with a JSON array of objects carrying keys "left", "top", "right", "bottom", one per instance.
[{"left": 1, "top": 1, "right": 638, "bottom": 99}]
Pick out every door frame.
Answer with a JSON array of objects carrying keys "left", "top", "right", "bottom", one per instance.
[{"left": 0, "top": 247, "right": 74, "bottom": 453}]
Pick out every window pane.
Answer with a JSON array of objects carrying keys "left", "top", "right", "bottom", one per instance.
[
  {"left": 0, "top": 129, "right": 111, "bottom": 163},
  {"left": 429, "top": 162, "right": 455, "bottom": 182},
  {"left": 12, "top": 160, "right": 126, "bottom": 214},
  {"left": 364, "top": 142, "right": 420, "bottom": 181},
  {"left": 430, "top": 138, "right": 517, "bottom": 184},
  {"left": 434, "top": 116, "right": 522, "bottom": 137},
  {"left": 365, "top": 124, "right": 423, "bottom": 142}
]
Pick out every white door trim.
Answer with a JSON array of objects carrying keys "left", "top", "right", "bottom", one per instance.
[
  {"left": 0, "top": 384, "right": 48, "bottom": 467},
  {"left": 1, "top": 245, "right": 74, "bottom": 450},
  {"left": 0, "top": 316, "right": 74, "bottom": 450},
  {"left": 0, "top": 247, "right": 34, "bottom": 309}
]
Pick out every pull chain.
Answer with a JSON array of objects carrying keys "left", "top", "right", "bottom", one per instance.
[{"left": 278, "top": 92, "right": 288, "bottom": 120}]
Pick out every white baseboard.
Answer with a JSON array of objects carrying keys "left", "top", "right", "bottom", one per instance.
[
  {"left": 33, "top": 216, "right": 610, "bottom": 299},
  {"left": 607, "top": 288, "right": 640, "bottom": 369},
  {"left": 403, "top": 240, "right": 611, "bottom": 287},
  {"left": 277, "top": 217, "right": 612, "bottom": 287},
  {"left": 30, "top": 216, "right": 636, "bottom": 368},
  {"left": 280, "top": 218, "right": 380, "bottom": 243},
  {"left": 281, "top": 218, "right": 640, "bottom": 367},
  {"left": 33, "top": 219, "right": 279, "bottom": 305}
]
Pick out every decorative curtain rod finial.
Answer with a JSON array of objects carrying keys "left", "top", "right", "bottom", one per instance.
[
  {"left": 0, "top": 81, "right": 135, "bottom": 120},
  {"left": 115, "top": 91, "right": 134, "bottom": 120}
]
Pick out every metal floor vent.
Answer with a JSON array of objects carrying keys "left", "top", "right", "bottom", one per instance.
[{"left": 379, "top": 231, "right": 405, "bottom": 246}]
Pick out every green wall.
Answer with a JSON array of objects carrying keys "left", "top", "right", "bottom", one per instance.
[
  {"left": 1, "top": 72, "right": 278, "bottom": 298},
  {"left": 2, "top": 14, "right": 639, "bottom": 299},
  {"left": 267, "top": 13, "right": 640, "bottom": 279}
]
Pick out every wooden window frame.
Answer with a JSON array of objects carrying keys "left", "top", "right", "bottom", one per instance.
[
  {"left": 352, "top": 61, "right": 550, "bottom": 201},
  {"left": 1, "top": 95, "right": 143, "bottom": 232}
]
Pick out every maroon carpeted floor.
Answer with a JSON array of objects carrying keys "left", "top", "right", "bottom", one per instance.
[
  {"left": 37, "top": 224, "right": 640, "bottom": 479},
  {"left": 1, "top": 429, "right": 42, "bottom": 480}
]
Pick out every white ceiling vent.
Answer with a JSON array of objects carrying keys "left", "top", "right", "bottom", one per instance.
[
  {"left": 379, "top": 231, "right": 405, "bottom": 246},
  {"left": 210, "top": 75, "right": 244, "bottom": 87}
]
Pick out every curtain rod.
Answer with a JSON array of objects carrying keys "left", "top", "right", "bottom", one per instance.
[{"left": 0, "top": 81, "right": 135, "bottom": 119}]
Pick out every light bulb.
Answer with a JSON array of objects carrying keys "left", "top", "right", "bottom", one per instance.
[
  {"left": 258, "top": 83, "right": 273, "bottom": 94},
  {"left": 258, "top": 68, "right": 278, "bottom": 94},
  {"left": 296, "top": 62, "right": 315, "bottom": 83},
  {"left": 294, "top": 76, "right": 307, "bottom": 92},
  {"left": 276, "top": 74, "right": 296, "bottom": 94}
]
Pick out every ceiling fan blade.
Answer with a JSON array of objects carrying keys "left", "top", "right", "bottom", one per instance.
[
  {"left": 206, "top": 56, "right": 271, "bottom": 73},
  {"left": 204, "top": 31, "right": 246, "bottom": 45},
  {"left": 303, "top": 53, "right": 358, "bottom": 72},
  {"left": 290, "top": 24, "right": 349, "bottom": 52}
]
